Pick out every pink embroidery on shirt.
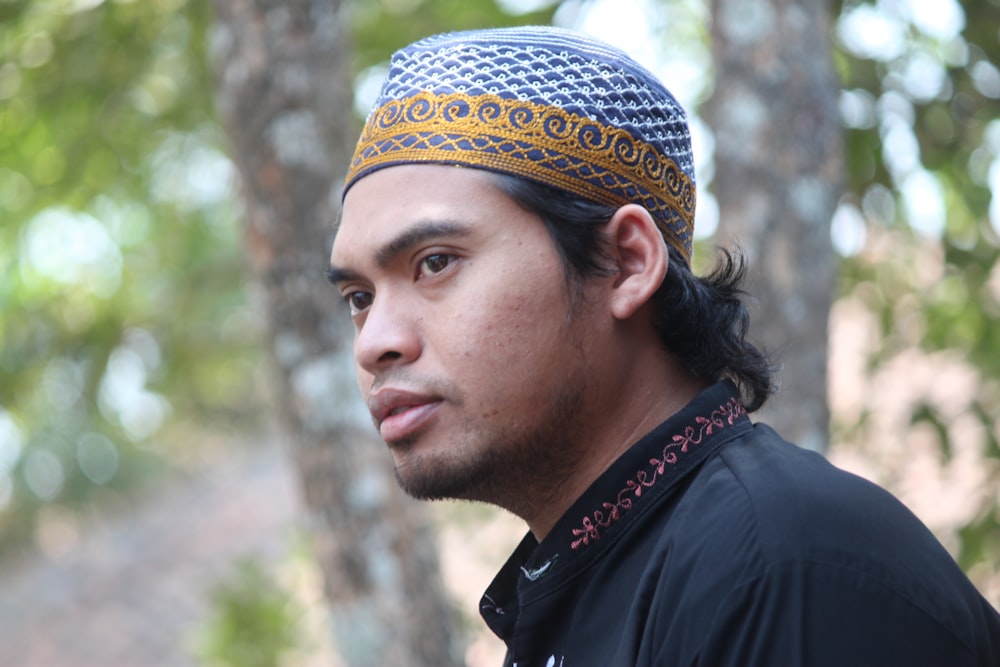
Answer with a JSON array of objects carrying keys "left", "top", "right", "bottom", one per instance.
[{"left": 570, "top": 397, "right": 746, "bottom": 550}]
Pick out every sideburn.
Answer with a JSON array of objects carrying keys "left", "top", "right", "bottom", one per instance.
[{"left": 489, "top": 173, "right": 618, "bottom": 316}]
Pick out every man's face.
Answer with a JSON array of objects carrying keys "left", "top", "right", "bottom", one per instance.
[{"left": 329, "top": 164, "right": 607, "bottom": 507}]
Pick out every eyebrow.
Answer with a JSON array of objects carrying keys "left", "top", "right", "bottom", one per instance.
[{"left": 327, "top": 219, "right": 472, "bottom": 285}]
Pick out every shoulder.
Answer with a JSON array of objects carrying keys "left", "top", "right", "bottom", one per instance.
[
  {"left": 708, "top": 422, "right": 958, "bottom": 581},
  {"left": 655, "top": 423, "right": 1000, "bottom": 665}
]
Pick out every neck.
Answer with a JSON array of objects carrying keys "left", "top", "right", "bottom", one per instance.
[{"left": 523, "top": 352, "right": 707, "bottom": 540}]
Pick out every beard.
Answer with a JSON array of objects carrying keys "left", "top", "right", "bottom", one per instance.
[{"left": 389, "top": 372, "right": 588, "bottom": 519}]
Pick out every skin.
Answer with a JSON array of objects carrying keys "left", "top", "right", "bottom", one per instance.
[{"left": 329, "top": 164, "right": 704, "bottom": 539}]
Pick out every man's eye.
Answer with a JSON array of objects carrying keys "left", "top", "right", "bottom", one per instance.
[
  {"left": 419, "top": 253, "right": 453, "bottom": 276},
  {"left": 345, "top": 290, "right": 373, "bottom": 314}
]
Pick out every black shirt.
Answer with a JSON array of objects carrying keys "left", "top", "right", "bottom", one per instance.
[{"left": 480, "top": 382, "right": 1000, "bottom": 666}]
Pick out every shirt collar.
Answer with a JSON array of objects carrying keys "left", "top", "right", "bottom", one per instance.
[{"left": 481, "top": 380, "right": 751, "bottom": 636}]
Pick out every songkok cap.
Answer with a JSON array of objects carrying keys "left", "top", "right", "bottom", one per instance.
[{"left": 344, "top": 26, "right": 696, "bottom": 264}]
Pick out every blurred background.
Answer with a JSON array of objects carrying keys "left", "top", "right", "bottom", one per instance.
[{"left": 1, "top": 0, "right": 998, "bottom": 665}]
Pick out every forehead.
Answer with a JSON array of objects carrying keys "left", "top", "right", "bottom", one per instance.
[{"left": 332, "top": 164, "right": 534, "bottom": 263}]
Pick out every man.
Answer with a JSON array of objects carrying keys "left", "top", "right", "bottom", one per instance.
[{"left": 328, "top": 26, "right": 1000, "bottom": 667}]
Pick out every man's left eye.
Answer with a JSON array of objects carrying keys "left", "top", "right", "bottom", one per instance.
[{"left": 419, "top": 253, "right": 452, "bottom": 276}]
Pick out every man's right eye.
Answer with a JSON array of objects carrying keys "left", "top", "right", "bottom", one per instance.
[{"left": 345, "top": 290, "right": 373, "bottom": 315}]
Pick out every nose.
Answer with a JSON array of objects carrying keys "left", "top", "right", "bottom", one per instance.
[{"left": 354, "top": 290, "right": 421, "bottom": 374}]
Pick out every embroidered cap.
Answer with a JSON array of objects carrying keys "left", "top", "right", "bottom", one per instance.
[{"left": 344, "top": 26, "right": 696, "bottom": 264}]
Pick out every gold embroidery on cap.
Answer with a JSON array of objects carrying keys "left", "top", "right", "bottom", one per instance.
[{"left": 346, "top": 90, "right": 695, "bottom": 262}]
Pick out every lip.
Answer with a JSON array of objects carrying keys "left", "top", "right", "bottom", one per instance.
[{"left": 368, "top": 388, "right": 442, "bottom": 443}]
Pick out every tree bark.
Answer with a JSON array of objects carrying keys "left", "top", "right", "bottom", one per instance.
[
  {"left": 706, "top": 0, "right": 842, "bottom": 452},
  {"left": 208, "top": 1, "right": 462, "bottom": 664}
]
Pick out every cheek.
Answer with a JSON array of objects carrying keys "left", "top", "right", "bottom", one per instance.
[{"left": 454, "top": 280, "right": 570, "bottom": 374}]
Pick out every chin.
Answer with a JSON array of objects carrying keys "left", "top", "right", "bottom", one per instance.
[{"left": 391, "top": 446, "right": 498, "bottom": 503}]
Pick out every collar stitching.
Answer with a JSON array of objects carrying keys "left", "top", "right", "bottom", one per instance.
[{"left": 569, "top": 397, "right": 747, "bottom": 550}]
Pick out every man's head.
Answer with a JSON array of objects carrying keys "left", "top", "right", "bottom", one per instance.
[{"left": 329, "top": 27, "right": 770, "bottom": 530}]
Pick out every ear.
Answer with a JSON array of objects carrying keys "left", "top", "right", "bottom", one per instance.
[{"left": 605, "top": 204, "right": 669, "bottom": 321}]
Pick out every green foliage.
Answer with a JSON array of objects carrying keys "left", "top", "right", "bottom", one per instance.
[
  {"left": 835, "top": 0, "right": 1000, "bottom": 352},
  {"left": 958, "top": 505, "right": 1000, "bottom": 572},
  {"left": 192, "top": 557, "right": 307, "bottom": 667},
  {"left": 909, "top": 402, "right": 953, "bottom": 461},
  {"left": 0, "top": 0, "right": 261, "bottom": 556},
  {"left": 351, "top": 0, "right": 560, "bottom": 72},
  {"left": 833, "top": 0, "right": 1000, "bottom": 578}
]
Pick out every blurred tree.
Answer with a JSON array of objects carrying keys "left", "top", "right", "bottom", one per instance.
[
  {"left": 702, "top": 0, "right": 998, "bottom": 594},
  {"left": 207, "top": 1, "right": 462, "bottom": 664},
  {"left": 208, "top": 0, "right": 557, "bottom": 664},
  {"left": 706, "top": 0, "right": 842, "bottom": 453}
]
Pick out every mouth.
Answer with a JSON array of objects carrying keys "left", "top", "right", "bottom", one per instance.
[{"left": 368, "top": 389, "right": 443, "bottom": 443}]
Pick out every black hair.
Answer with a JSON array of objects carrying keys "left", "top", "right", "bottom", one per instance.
[{"left": 492, "top": 173, "right": 775, "bottom": 413}]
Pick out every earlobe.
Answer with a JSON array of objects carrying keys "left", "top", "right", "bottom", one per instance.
[{"left": 606, "top": 205, "right": 669, "bottom": 320}]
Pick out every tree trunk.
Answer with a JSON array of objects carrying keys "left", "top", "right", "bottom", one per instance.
[
  {"left": 208, "top": 1, "right": 462, "bottom": 664},
  {"left": 706, "top": 0, "right": 842, "bottom": 452}
]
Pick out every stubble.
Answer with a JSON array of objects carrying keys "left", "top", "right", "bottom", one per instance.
[{"left": 391, "top": 366, "right": 589, "bottom": 520}]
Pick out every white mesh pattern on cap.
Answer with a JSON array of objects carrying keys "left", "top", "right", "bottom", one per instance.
[{"left": 377, "top": 27, "right": 695, "bottom": 182}]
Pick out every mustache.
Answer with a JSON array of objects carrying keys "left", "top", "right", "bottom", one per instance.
[{"left": 369, "top": 370, "right": 464, "bottom": 406}]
